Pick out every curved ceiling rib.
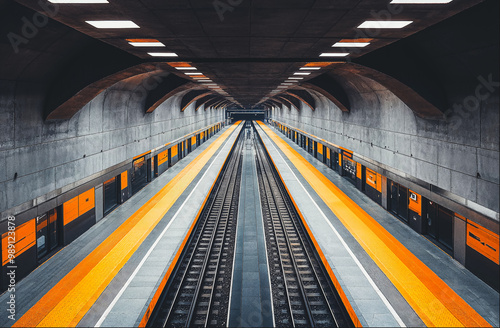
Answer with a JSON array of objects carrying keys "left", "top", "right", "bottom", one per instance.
[
  {"left": 269, "top": 97, "right": 289, "bottom": 109},
  {"left": 267, "top": 99, "right": 283, "bottom": 109},
  {"left": 145, "top": 74, "right": 193, "bottom": 113},
  {"left": 333, "top": 62, "right": 445, "bottom": 119},
  {"left": 286, "top": 90, "right": 316, "bottom": 111},
  {"left": 209, "top": 99, "right": 227, "bottom": 110},
  {"left": 44, "top": 47, "right": 150, "bottom": 120},
  {"left": 276, "top": 95, "right": 299, "bottom": 111},
  {"left": 204, "top": 97, "right": 225, "bottom": 110},
  {"left": 195, "top": 94, "right": 219, "bottom": 111},
  {"left": 180, "top": 90, "right": 215, "bottom": 112},
  {"left": 301, "top": 75, "right": 350, "bottom": 113}
]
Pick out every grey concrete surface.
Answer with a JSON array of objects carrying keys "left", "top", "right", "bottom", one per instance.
[
  {"left": 258, "top": 123, "right": 499, "bottom": 327},
  {"left": 0, "top": 123, "right": 241, "bottom": 327},
  {"left": 0, "top": 79, "right": 225, "bottom": 215},
  {"left": 269, "top": 77, "right": 499, "bottom": 218}
]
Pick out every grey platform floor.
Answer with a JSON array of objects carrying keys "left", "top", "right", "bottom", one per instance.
[
  {"left": 0, "top": 123, "right": 243, "bottom": 328},
  {"left": 256, "top": 123, "right": 500, "bottom": 327}
]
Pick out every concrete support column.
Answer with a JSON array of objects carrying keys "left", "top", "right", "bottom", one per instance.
[
  {"left": 95, "top": 184, "right": 104, "bottom": 222},
  {"left": 453, "top": 216, "right": 467, "bottom": 265}
]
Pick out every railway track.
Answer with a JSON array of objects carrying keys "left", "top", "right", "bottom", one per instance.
[
  {"left": 147, "top": 128, "right": 244, "bottom": 327},
  {"left": 253, "top": 122, "right": 352, "bottom": 328},
  {"left": 148, "top": 122, "right": 351, "bottom": 327}
]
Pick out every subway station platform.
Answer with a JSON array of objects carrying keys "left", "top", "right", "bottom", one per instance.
[
  {"left": 0, "top": 122, "right": 243, "bottom": 327},
  {"left": 255, "top": 121, "right": 499, "bottom": 327}
]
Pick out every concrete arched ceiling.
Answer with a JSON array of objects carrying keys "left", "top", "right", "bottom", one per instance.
[{"left": 1, "top": 0, "right": 496, "bottom": 118}]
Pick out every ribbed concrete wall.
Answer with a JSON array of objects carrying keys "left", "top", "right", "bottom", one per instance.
[
  {"left": 0, "top": 80, "right": 225, "bottom": 214},
  {"left": 270, "top": 76, "right": 499, "bottom": 220}
]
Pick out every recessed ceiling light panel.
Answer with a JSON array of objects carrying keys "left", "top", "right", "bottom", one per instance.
[
  {"left": 300, "top": 67, "right": 321, "bottom": 70},
  {"left": 294, "top": 72, "right": 311, "bottom": 75},
  {"left": 86, "top": 20, "right": 139, "bottom": 28},
  {"left": 148, "top": 52, "right": 178, "bottom": 57},
  {"left": 357, "top": 21, "right": 413, "bottom": 28},
  {"left": 390, "top": 0, "right": 452, "bottom": 3},
  {"left": 129, "top": 41, "right": 165, "bottom": 47},
  {"left": 49, "top": 0, "right": 108, "bottom": 3},
  {"left": 332, "top": 42, "right": 370, "bottom": 47},
  {"left": 319, "top": 53, "right": 349, "bottom": 57}
]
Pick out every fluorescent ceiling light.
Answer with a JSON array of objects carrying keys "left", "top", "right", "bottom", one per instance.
[
  {"left": 289, "top": 77, "right": 303, "bottom": 80},
  {"left": 294, "top": 72, "right": 311, "bottom": 75},
  {"left": 175, "top": 67, "right": 197, "bottom": 70},
  {"left": 204, "top": 83, "right": 217, "bottom": 86},
  {"left": 358, "top": 21, "right": 413, "bottom": 28},
  {"left": 320, "top": 53, "right": 349, "bottom": 57},
  {"left": 391, "top": 0, "right": 452, "bottom": 3},
  {"left": 281, "top": 83, "right": 293, "bottom": 85},
  {"left": 197, "top": 80, "right": 213, "bottom": 82},
  {"left": 277, "top": 86, "right": 288, "bottom": 88},
  {"left": 49, "top": 0, "right": 108, "bottom": 3},
  {"left": 129, "top": 42, "right": 164, "bottom": 47},
  {"left": 285, "top": 80, "right": 299, "bottom": 83},
  {"left": 332, "top": 42, "right": 370, "bottom": 47},
  {"left": 184, "top": 72, "right": 202, "bottom": 75},
  {"left": 86, "top": 20, "right": 139, "bottom": 28},
  {"left": 300, "top": 67, "right": 321, "bottom": 70},
  {"left": 148, "top": 52, "right": 178, "bottom": 57}
]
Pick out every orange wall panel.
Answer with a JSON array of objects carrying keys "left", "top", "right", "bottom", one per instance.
[
  {"left": 467, "top": 223, "right": 499, "bottom": 265},
  {"left": 408, "top": 190, "right": 422, "bottom": 216},
  {"left": 366, "top": 168, "right": 378, "bottom": 189},
  {"left": 2, "top": 219, "right": 36, "bottom": 266},
  {"left": 78, "top": 188, "right": 95, "bottom": 216},
  {"left": 121, "top": 171, "right": 128, "bottom": 190},
  {"left": 158, "top": 150, "right": 168, "bottom": 166},
  {"left": 63, "top": 196, "right": 79, "bottom": 225}
]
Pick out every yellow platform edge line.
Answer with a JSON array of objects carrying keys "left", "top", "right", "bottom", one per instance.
[
  {"left": 13, "top": 122, "right": 240, "bottom": 328},
  {"left": 257, "top": 121, "right": 491, "bottom": 328}
]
